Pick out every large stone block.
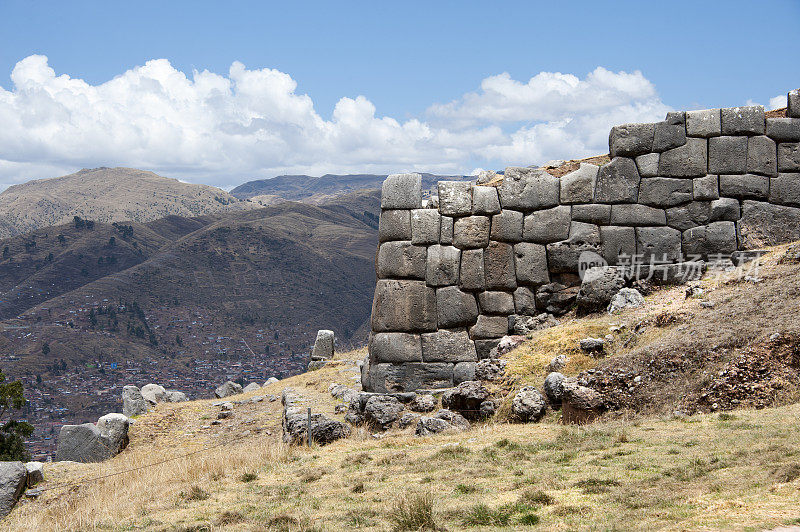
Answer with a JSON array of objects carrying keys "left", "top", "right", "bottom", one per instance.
[
  {"left": 719, "top": 174, "right": 770, "bottom": 199},
  {"left": 682, "top": 222, "right": 738, "bottom": 260},
  {"left": 368, "top": 362, "right": 454, "bottom": 393},
  {"left": 440, "top": 216, "right": 454, "bottom": 244},
  {"left": 766, "top": 118, "right": 800, "bottom": 142},
  {"left": 571, "top": 203, "right": 612, "bottom": 225},
  {"left": 708, "top": 136, "right": 747, "bottom": 174},
  {"left": 653, "top": 112, "right": 687, "bottom": 152},
  {"left": 721, "top": 106, "right": 765, "bottom": 135},
  {"left": 609, "top": 123, "right": 655, "bottom": 157},
  {"left": 710, "top": 198, "right": 741, "bottom": 222},
  {"left": 377, "top": 241, "right": 427, "bottom": 279},
  {"left": 666, "top": 202, "right": 712, "bottom": 231},
  {"left": 436, "top": 286, "right": 479, "bottom": 328},
  {"left": 421, "top": 330, "right": 478, "bottom": 363},
  {"left": 498, "top": 167, "right": 560, "bottom": 210},
  {"left": 610, "top": 204, "right": 667, "bottom": 226},
  {"left": 789, "top": 89, "right": 800, "bottom": 118},
  {"left": 568, "top": 221, "right": 602, "bottom": 244},
  {"left": 638, "top": 177, "right": 692, "bottom": 207},
  {"left": 693, "top": 175, "right": 720, "bottom": 200},
  {"left": 746, "top": 136, "right": 777, "bottom": 177},
  {"left": 438, "top": 181, "right": 472, "bottom": 216},
  {"left": 635, "top": 152, "right": 660, "bottom": 177},
  {"left": 379, "top": 209, "right": 411, "bottom": 242},
  {"left": 426, "top": 245, "right": 461, "bottom": 286},
  {"left": 522, "top": 206, "right": 571, "bottom": 243},
  {"left": 595, "top": 157, "right": 641, "bottom": 203},
  {"left": 489, "top": 210, "right": 523, "bottom": 242},
  {"left": 472, "top": 185, "right": 501, "bottom": 214},
  {"left": 484, "top": 241, "right": 516, "bottom": 289},
  {"left": 371, "top": 280, "right": 437, "bottom": 332},
  {"left": 560, "top": 163, "right": 598, "bottom": 204},
  {"left": 56, "top": 424, "right": 112, "bottom": 463},
  {"left": 452, "top": 216, "right": 490, "bottom": 249},
  {"left": 778, "top": 143, "right": 800, "bottom": 172},
  {"left": 600, "top": 226, "right": 636, "bottom": 265},
  {"left": 478, "top": 291, "right": 515, "bottom": 315},
  {"left": 459, "top": 249, "right": 485, "bottom": 291},
  {"left": 738, "top": 200, "right": 800, "bottom": 248},
  {"left": 410, "top": 209, "right": 441, "bottom": 244},
  {"left": 686, "top": 108, "right": 721, "bottom": 138},
  {"left": 658, "top": 137, "right": 708, "bottom": 177},
  {"left": 636, "top": 226, "right": 682, "bottom": 263},
  {"left": 513, "top": 286, "right": 538, "bottom": 315},
  {"left": 545, "top": 222, "right": 602, "bottom": 273},
  {"left": 369, "top": 333, "right": 422, "bottom": 363},
  {"left": 469, "top": 315, "right": 509, "bottom": 339},
  {"left": 769, "top": 173, "right": 800, "bottom": 207},
  {"left": 474, "top": 339, "right": 502, "bottom": 359},
  {"left": 382, "top": 173, "right": 422, "bottom": 209},
  {"left": 514, "top": 242, "right": 550, "bottom": 286}
]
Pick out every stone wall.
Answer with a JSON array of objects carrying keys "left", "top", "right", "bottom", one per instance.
[{"left": 364, "top": 89, "right": 800, "bottom": 393}]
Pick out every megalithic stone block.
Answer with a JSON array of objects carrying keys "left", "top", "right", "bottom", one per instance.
[
  {"left": 658, "top": 137, "right": 708, "bottom": 177},
  {"left": 637, "top": 177, "right": 692, "bottom": 207},
  {"left": 484, "top": 241, "right": 516, "bottom": 289},
  {"left": 635, "top": 226, "right": 682, "bottom": 263},
  {"left": 498, "top": 167, "right": 559, "bottom": 210},
  {"left": 682, "top": 222, "right": 738, "bottom": 260},
  {"left": 453, "top": 216, "right": 491, "bottom": 249},
  {"left": 436, "top": 286, "right": 479, "bottom": 328},
  {"left": 410, "top": 209, "right": 441, "bottom": 245},
  {"left": 600, "top": 226, "right": 636, "bottom": 266},
  {"left": 595, "top": 157, "right": 641, "bottom": 203},
  {"left": 686, "top": 109, "right": 721, "bottom": 138},
  {"left": 369, "top": 332, "right": 422, "bottom": 363},
  {"left": 789, "top": 89, "right": 800, "bottom": 118},
  {"left": 721, "top": 106, "right": 765, "bottom": 135},
  {"left": 710, "top": 198, "right": 741, "bottom": 222},
  {"left": 666, "top": 201, "right": 713, "bottom": 231},
  {"left": 571, "top": 204, "right": 612, "bottom": 225},
  {"left": 708, "top": 136, "right": 747, "bottom": 174},
  {"left": 425, "top": 245, "right": 461, "bottom": 286},
  {"left": 560, "top": 163, "right": 599, "bottom": 204},
  {"left": 738, "top": 200, "right": 800, "bottom": 248},
  {"left": 438, "top": 181, "right": 472, "bottom": 216},
  {"left": 635, "top": 153, "right": 660, "bottom": 177},
  {"left": 693, "top": 175, "right": 720, "bottom": 200},
  {"left": 522, "top": 206, "right": 571, "bottom": 243},
  {"left": 459, "top": 248, "right": 486, "bottom": 291},
  {"left": 769, "top": 173, "right": 800, "bottom": 207},
  {"left": 719, "top": 174, "right": 770, "bottom": 199},
  {"left": 376, "top": 241, "right": 427, "bottom": 279},
  {"left": 766, "top": 118, "right": 800, "bottom": 142},
  {"left": 653, "top": 112, "right": 687, "bottom": 152},
  {"left": 379, "top": 210, "right": 412, "bottom": 242},
  {"left": 609, "top": 123, "right": 655, "bottom": 157},
  {"left": 490, "top": 209, "right": 524, "bottom": 242},
  {"left": 746, "top": 136, "right": 777, "bottom": 177},
  {"left": 477, "top": 291, "right": 515, "bottom": 315},
  {"left": 421, "top": 330, "right": 478, "bottom": 362},
  {"left": 382, "top": 173, "right": 422, "bottom": 209},
  {"left": 472, "top": 185, "right": 501, "bottom": 214},
  {"left": 514, "top": 242, "right": 550, "bottom": 286},
  {"left": 371, "top": 279, "right": 437, "bottom": 332},
  {"left": 778, "top": 143, "right": 800, "bottom": 172}
]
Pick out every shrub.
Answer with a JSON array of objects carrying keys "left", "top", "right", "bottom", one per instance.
[
  {"left": 239, "top": 472, "right": 258, "bottom": 482},
  {"left": 387, "top": 492, "right": 437, "bottom": 531}
]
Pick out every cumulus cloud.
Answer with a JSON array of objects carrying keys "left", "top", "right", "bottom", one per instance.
[{"left": 0, "top": 56, "right": 671, "bottom": 189}]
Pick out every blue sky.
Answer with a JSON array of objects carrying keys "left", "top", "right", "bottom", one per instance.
[{"left": 0, "top": 0, "right": 798, "bottom": 189}]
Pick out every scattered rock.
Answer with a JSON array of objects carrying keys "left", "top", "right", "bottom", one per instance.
[
  {"left": 282, "top": 389, "right": 351, "bottom": 445},
  {"left": 511, "top": 387, "right": 547, "bottom": 422},
  {"left": 0, "top": 462, "right": 26, "bottom": 518},
  {"left": 140, "top": 383, "right": 166, "bottom": 405},
  {"left": 495, "top": 335, "right": 526, "bottom": 356},
  {"left": 243, "top": 383, "right": 261, "bottom": 393},
  {"left": 264, "top": 377, "right": 280, "bottom": 386},
  {"left": 399, "top": 412, "right": 421, "bottom": 429},
  {"left": 364, "top": 395, "right": 404, "bottom": 430},
  {"left": 214, "top": 381, "right": 243, "bottom": 398},
  {"left": 416, "top": 409, "right": 471, "bottom": 436},
  {"left": 543, "top": 372, "right": 566, "bottom": 405},
  {"left": 576, "top": 266, "right": 627, "bottom": 314},
  {"left": 96, "top": 413, "right": 130, "bottom": 454},
  {"left": 329, "top": 383, "right": 359, "bottom": 404},
  {"left": 164, "top": 390, "right": 188, "bottom": 402},
  {"left": 24, "top": 488, "right": 41, "bottom": 499},
  {"left": 780, "top": 243, "right": 800, "bottom": 264},
  {"left": 311, "top": 329, "right": 335, "bottom": 360},
  {"left": 409, "top": 394, "right": 437, "bottom": 413},
  {"left": 512, "top": 313, "right": 559, "bottom": 335},
  {"left": 122, "top": 385, "right": 149, "bottom": 417},
  {"left": 579, "top": 337, "right": 605, "bottom": 353},
  {"left": 561, "top": 379, "right": 604, "bottom": 424},
  {"left": 24, "top": 462, "right": 43, "bottom": 487},
  {"left": 475, "top": 358, "right": 507, "bottom": 381},
  {"left": 548, "top": 355, "right": 567, "bottom": 373},
  {"left": 608, "top": 288, "right": 645, "bottom": 314},
  {"left": 217, "top": 411, "right": 233, "bottom": 420},
  {"left": 307, "top": 360, "right": 327, "bottom": 371},
  {"left": 441, "top": 381, "right": 490, "bottom": 420},
  {"left": 55, "top": 423, "right": 113, "bottom": 463},
  {"left": 479, "top": 400, "right": 496, "bottom": 418}
]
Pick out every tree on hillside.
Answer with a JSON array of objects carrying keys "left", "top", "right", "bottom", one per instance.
[{"left": 0, "top": 370, "right": 33, "bottom": 461}]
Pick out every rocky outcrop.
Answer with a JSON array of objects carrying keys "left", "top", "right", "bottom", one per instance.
[
  {"left": 215, "top": 381, "right": 243, "bottom": 398},
  {"left": 243, "top": 383, "right": 261, "bottom": 393},
  {"left": 0, "top": 462, "right": 27, "bottom": 518},
  {"left": 511, "top": 387, "right": 547, "bottom": 422},
  {"left": 140, "top": 383, "right": 166, "bottom": 404},
  {"left": 364, "top": 395, "right": 404, "bottom": 430},
  {"left": 415, "top": 409, "right": 470, "bottom": 436},
  {"left": 608, "top": 288, "right": 645, "bottom": 313},
  {"left": 122, "top": 385, "right": 149, "bottom": 417},
  {"left": 441, "top": 381, "right": 491, "bottom": 420},
  {"left": 96, "top": 413, "right": 130, "bottom": 454},
  {"left": 577, "top": 266, "right": 626, "bottom": 314},
  {"left": 281, "top": 388, "right": 350, "bottom": 445}
]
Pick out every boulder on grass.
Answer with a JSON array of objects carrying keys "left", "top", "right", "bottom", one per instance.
[
  {"left": 214, "top": 381, "right": 243, "bottom": 398},
  {"left": 561, "top": 379, "right": 604, "bottom": 424},
  {"left": 415, "top": 409, "right": 470, "bottom": 436},
  {"left": 608, "top": 288, "right": 645, "bottom": 314},
  {"left": 364, "top": 395, "right": 404, "bottom": 430},
  {"left": 543, "top": 372, "right": 566, "bottom": 406},
  {"left": 441, "top": 381, "right": 490, "bottom": 420},
  {"left": 576, "top": 266, "right": 626, "bottom": 314},
  {"left": 0, "top": 462, "right": 26, "bottom": 518},
  {"left": 140, "top": 383, "right": 166, "bottom": 405},
  {"left": 24, "top": 462, "right": 44, "bottom": 487},
  {"left": 243, "top": 382, "right": 261, "bottom": 393},
  {"left": 122, "top": 385, "right": 149, "bottom": 417},
  {"left": 96, "top": 413, "right": 130, "bottom": 454},
  {"left": 55, "top": 423, "right": 113, "bottom": 463},
  {"left": 511, "top": 387, "right": 547, "bottom": 422}
]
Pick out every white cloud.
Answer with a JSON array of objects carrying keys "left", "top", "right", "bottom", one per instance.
[
  {"left": 0, "top": 56, "right": 671, "bottom": 189},
  {"left": 769, "top": 94, "right": 786, "bottom": 110}
]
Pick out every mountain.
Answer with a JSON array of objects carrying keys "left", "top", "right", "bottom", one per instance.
[
  {"left": 0, "top": 167, "right": 255, "bottom": 239},
  {"left": 230, "top": 173, "right": 471, "bottom": 203}
]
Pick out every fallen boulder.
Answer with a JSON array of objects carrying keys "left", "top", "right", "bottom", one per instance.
[
  {"left": 364, "top": 395, "right": 404, "bottom": 430},
  {"left": 140, "top": 383, "right": 166, "bottom": 405},
  {"left": 577, "top": 266, "right": 626, "bottom": 314},
  {"left": 608, "top": 288, "right": 645, "bottom": 314},
  {"left": 512, "top": 313, "right": 559, "bottom": 335},
  {"left": 475, "top": 358, "right": 507, "bottom": 381},
  {"left": 215, "top": 381, "right": 243, "bottom": 398},
  {"left": 441, "top": 381, "right": 490, "bottom": 421},
  {"left": 264, "top": 377, "right": 280, "bottom": 386},
  {"left": 543, "top": 372, "right": 566, "bottom": 406},
  {"left": 165, "top": 390, "right": 188, "bottom": 402},
  {"left": 561, "top": 379, "right": 604, "bottom": 424},
  {"left": 415, "top": 409, "right": 470, "bottom": 436},
  {"left": 122, "top": 385, "right": 149, "bottom": 417},
  {"left": 409, "top": 394, "right": 437, "bottom": 413},
  {"left": 55, "top": 423, "right": 113, "bottom": 463},
  {"left": 24, "top": 462, "right": 43, "bottom": 487},
  {"left": 243, "top": 382, "right": 261, "bottom": 393},
  {"left": 0, "top": 462, "right": 26, "bottom": 518},
  {"left": 579, "top": 337, "right": 605, "bottom": 353},
  {"left": 511, "top": 387, "right": 547, "bottom": 422},
  {"left": 96, "top": 413, "right": 130, "bottom": 454},
  {"left": 282, "top": 387, "right": 351, "bottom": 445}
]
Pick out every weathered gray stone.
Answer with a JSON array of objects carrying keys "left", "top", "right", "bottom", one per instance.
[
  {"left": 370, "top": 332, "right": 422, "bottom": 363},
  {"left": 453, "top": 362, "right": 477, "bottom": 384},
  {"left": 96, "top": 413, "right": 129, "bottom": 454},
  {"left": 513, "top": 286, "right": 538, "bottom": 315},
  {"left": 635, "top": 152, "right": 660, "bottom": 177},
  {"left": 653, "top": 112, "right": 687, "bottom": 152},
  {"left": 425, "top": 196, "right": 439, "bottom": 209},
  {"left": 474, "top": 339, "right": 502, "bottom": 359},
  {"left": 369, "top": 362, "right": 454, "bottom": 393},
  {"left": 511, "top": 386, "right": 547, "bottom": 422},
  {"left": 738, "top": 200, "right": 800, "bottom": 248},
  {"left": 364, "top": 395, "right": 404, "bottom": 430},
  {"left": 0, "top": 462, "right": 26, "bottom": 518},
  {"left": 489, "top": 210, "right": 523, "bottom": 242},
  {"left": 789, "top": 89, "right": 800, "bottom": 118},
  {"left": 165, "top": 390, "right": 188, "bottom": 402},
  {"left": 215, "top": 381, "right": 243, "bottom": 398},
  {"left": 571, "top": 203, "right": 612, "bottom": 224},
  {"left": 595, "top": 157, "right": 641, "bottom": 203},
  {"left": 475, "top": 357, "right": 507, "bottom": 380},
  {"left": 453, "top": 216, "right": 490, "bottom": 249},
  {"left": 410, "top": 394, "right": 437, "bottom": 412},
  {"left": 686, "top": 108, "right": 721, "bottom": 138},
  {"left": 122, "top": 386, "right": 149, "bottom": 417},
  {"left": 438, "top": 181, "right": 472, "bottom": 216},
  {"left": 410, "top": 209, "right": 441, "bottom": 245},
  {"left": 651, "top": 262, "right": 707, "bottom": 285},
  {"left": 514, "top": 242, "right": 549, "bottom": 286},
  {"left": 459, "top": 249, "right": 485, "bottom": 291},
  {"left": 243, "top": 382, "right": 259, "bottom": 393},
  {"left": 371, "top": 279, "right": 437, "bottom": 332},
  {"left": 472, "top": 185, "right": 501, "bottom": 214},
  {"left": 382, "top": 173, "right": 422, "bottom": 209},
  {"left": 476, "top": 170, "right": 499, "bottom": 185},
  {"left": 478, "top": 291, "right": 515, "bottom": 315},
  {"left": 708, "top": 136, "right": 747, "bottom": 174},
  {"left": 379, "top": 210, "right": 412, "bottom": 242},
  {"left": 422, "top": 329, "right": 478, "bottom": 363},
  {"left": 425, "top": 245, "right": 461, "bottom": 286},
  {"left": 311, "top": 329, "right": 334, "bottom": 360},
  {"left": 609, "top": 122, "right": 655, "bottom": 157},
  {"left": 638, "top": 177, "right": 692, "bottom": 207},
  {"left": 576, "top": 266, "right": 626, "bottom": 314},
  {"left": 436, "top": 286, "right": 479, "bottom": 328},
  {"left": 636, "top": 226, "right": 682, "bottom": 262},
  {"left": 415, "top": 409, "right": 470, "bottom": 436},
  {"left": 721, "top": 106, "right": 765, "bottom": 135},
  {"left": 498, "top": 167, "right": 560, "bottom": 210},
  {"left": 24, "top": 462, "right": 43, "bottom": 487},
  {"left": 608, "top": 288, "right": 645, "bottom": 313},
  {"left": 600, "top": 226, "right": 636, "bottom": 265},
  {"left": 469, "top": 315, "right": 509, "bottom": 339},
  {"left": 398, "top": 412, "right": 421, "bottom": 429},
  {"left": 567, "top": 221, "right": 601, "bottom": 244},
  {"left": 56, "top": 424, "right": 112, "bottom": 463},
  {"left": 778, "top": 143, "right": 800, "bottom": 172},
  {"left": 535, "top": 283, "right": 578, "bottom": 316},
  {"left": 666, "top": 202, "right": 712, "bottom": 231},
  {"left": 719, "top": 174, "right": 770, "bottom": 199},
  {"left": 543, "top": 372, "right": 566, "bottom": 405},
  {"left": 546, "top": 222, "right": 603, "bottom": 273},
  {"left": 693, "top": 175, "right": 720, "bottom": 200},
  {"left": 484, "top": 241, "right": 516, "bottom": 289},
  {"left": 377, "top": 241, "right": 427, "bottom": 279},
  {"left": 610, "top": 204, "right": 667, "bottom": 226},
  {"left": 682, "top": 222, "right": 738, "bottom": 260},
  {"left": 746, "top": 136, "right": 777, "bottom": 177},
  {"left": 766, "top": 118, "right": 800, "bottom": 142},
  {"left": 442, "top": 381, "right": 490, "bottom": 420},
  {"left": 140, "top": 383, "right": 166, "bottom": 405},
  {"left": 560, "top": 163, "right": 598, "bottom": 204},
  {"left": 710, "top": 198, "right": 741, "bottom": 221},
  {"left": 440, "top": 215, "right": 454, "bottom": 244},
  {"left": 770, "top": 173, "right": 800, "bottom": 207},
  {"left": 522, "top": 206, "right": 571, "bottom": 243},
  {"left": 658, "top": 137, "right": 708, "bottom": 177},
  {"left": 561, "top": 379, "right": 604, "bottom": 424}
]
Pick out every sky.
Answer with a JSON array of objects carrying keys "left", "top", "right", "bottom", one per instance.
[{"left": 0, "top": 0, "right": 798, "bottom": 190}]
